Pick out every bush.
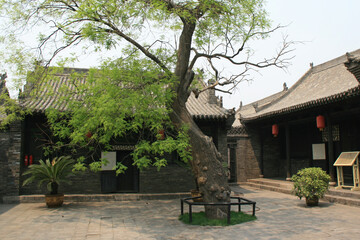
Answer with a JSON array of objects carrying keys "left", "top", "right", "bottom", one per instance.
[
  {"left": 22, "top": 156, "right": 75, "bottom": 195},
  {"left": 291, "top": 167, "right": 331, "bottom": 200}
]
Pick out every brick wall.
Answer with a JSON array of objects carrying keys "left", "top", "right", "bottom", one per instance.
[
  {"left": 0, "top": 121, "right": 22, "bottom": 200},
  {"left": 3, "top": 115, "right": 226, "bottom": 196},
  {"left": 139, "top": 164, "right": 195, "bottom": 193},
  {"left": 233, "top": 126, "right": 284, "bottom": 182},
  {"left": 217, "top": 124, "right": 228, "bottom": 163},
  {"left": 235, "top": 135, "right": 261, "bottom": 182},
  {"left": 20, "top": 170, "right": 102, "bottom": 195}
]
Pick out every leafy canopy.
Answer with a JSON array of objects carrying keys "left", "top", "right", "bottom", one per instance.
[
  {"left": 27, "top": 56, "right": 192, "bottom": 174},
  {"left": 0, "top": 0, "right": 287, "bottom": 174}
]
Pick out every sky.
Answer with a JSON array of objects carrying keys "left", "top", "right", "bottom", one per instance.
[
  {"left": 2, "top": 0, "right": 359, "bottom": 110},
  {"left": 220, "top": 0, "right": 360, "bottom": 109}
]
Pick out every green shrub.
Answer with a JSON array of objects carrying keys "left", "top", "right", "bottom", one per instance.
[
  {"left": 22, "top": 156, "right": 75, "bottom": 195},
  {"left": 291, "top": 167, "right": 331, "bottom": 200}
]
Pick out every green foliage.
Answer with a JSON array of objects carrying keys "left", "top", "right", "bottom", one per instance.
[
  {"left": 1, "top": 0, "right": 272, "bottom": 75},
  {"left": 132, "top": 125, "right": 192, "bottom": 171},
  {"left": 291, "top": 167, "right": 331, "bottom": 200},
  {"left": 179, "top": 211, "right": 256, "bottom": 226},
  {"left": 37, "top": 58, "right": 191, "bottom": 173},
  {"left": 1, "top": 0, "right": 276, "bottom": 177},
  {"left": 20, "top": 56, "right": 192, "bottom": 173},
  {"left": 22, "top": 156, "right": 76, "bottom": 194},
  {"left": 0, "top": 92, "right": 30, "bottom": 129}
]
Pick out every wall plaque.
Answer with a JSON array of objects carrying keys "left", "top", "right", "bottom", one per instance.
[
  {"left": 101, "top": 151, "right": 116, "bottom": 171},
  {"left": 312, "top": 143, "right": 326, "bottom": 160}
]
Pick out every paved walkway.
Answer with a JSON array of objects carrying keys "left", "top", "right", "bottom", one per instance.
[{"left": 1, "top": 186, "right": 360, "bottom": 240}]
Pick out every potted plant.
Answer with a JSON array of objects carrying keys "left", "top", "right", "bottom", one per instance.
[
  {"left": 22, "top": 156, "right": 75, "bottom": 208},
  {"left": 291, "top": 167, "right": 331, "bottom": 206}
]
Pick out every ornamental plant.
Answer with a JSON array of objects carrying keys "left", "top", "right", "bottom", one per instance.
[
  {"left": 291, "top": 167, "right": 331, "bottom": 200},
  {"left": 22, "top": 156, "right": 75, "bottom": 195}
]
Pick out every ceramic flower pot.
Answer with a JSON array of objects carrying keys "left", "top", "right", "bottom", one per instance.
[
  {"left": 45, "top": 193, "right": 64, "bottom": 208},
  {"left": 305, "top": 196, "right": 319, "bottom": 206}
]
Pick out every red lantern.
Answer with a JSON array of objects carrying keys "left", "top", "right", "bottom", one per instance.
[
  {"left": 24, "top": 155, "right": 28, "bottom": 166},
  {"left": 29, "top": 155, "right": 33, "bottom": 165},
  {"left": 85, "top": 131, "right": 92, "bottom": 139},
  {"left": 272, "top": 124, "right": 279, "bottom": 137},
  {"left": 158, "top": 129, "right": 165, "bottom": 140},
  {"left": 316, "top": 115, "right": 325, "bottom": 131}
]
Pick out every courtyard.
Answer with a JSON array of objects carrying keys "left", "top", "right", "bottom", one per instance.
[{"left": 1, "top": 185, "right": 360, "bottom": 239}]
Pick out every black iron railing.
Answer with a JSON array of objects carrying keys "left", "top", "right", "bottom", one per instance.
[{"left": 180, "top": 196, "right": 256, "bottom": 224}]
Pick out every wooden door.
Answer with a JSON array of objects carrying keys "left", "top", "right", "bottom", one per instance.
[
  {"left": 100, "top": 150, "right": 139, "bottom": 193},
  {"left": 116, "top": 150, "right": 139, "bottom": 192}
]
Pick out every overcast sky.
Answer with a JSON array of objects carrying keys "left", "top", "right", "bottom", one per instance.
[{"left": 220, "top": 0, "right": 360, "bottom": 109}]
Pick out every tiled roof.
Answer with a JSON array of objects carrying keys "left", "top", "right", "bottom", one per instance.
[
  {"left": 186, "top": 91, "right": 232, "bottom": 120},
  {"left": 239, "top": 49, "right": 360, "bottom": 122},
  {"left": 345, "top": 52, "right": 360, "bottom": 82},
  {"left": 227, "top": 126, "right": 247, "bottom": 136},
  {"left": 232, "top": 87, "right": 288, "bottom": 128},
  {"left": 20, "top": 68, "right": 232, "bottom": 120}
]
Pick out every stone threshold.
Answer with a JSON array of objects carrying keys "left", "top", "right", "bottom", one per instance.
[{"left": 2, "top": 192, "right": 191, "bottom": 204}]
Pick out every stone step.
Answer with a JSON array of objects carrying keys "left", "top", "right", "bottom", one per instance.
[
  {"left": 243, "top": 181, "right": 293, "bottom": 195},
  {"left": 2, "top": 192, "right": 191, "bottom": 204},
  {"left": 326, "top": 188, "right": 360, "bottom": 199},
  {"left": 247, "top": 178, "right": 293, "bottom": 189},
  {"left": 243, "top": 179, "right": 360, "bottom": 207},
  {"left": 324, "top": 194, "right": 360, "bottom": 207}
]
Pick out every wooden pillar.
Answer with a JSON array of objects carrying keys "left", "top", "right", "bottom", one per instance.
[
  {"left": 326, "top": 114, "right": 336, "bottom": 183},
  {"left": 259, "top": 130, "right": 264, "bottom": 178},
  {"left": 285, "top": 124, "right": 291, "bottom": 180}
]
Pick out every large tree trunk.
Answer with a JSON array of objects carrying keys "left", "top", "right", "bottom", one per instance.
[
  {"left": 171, "top": 20, "right": 231, "bottom": 219},
  {"left": 170, "top": 98, "right": 231, "bottom": 219}
]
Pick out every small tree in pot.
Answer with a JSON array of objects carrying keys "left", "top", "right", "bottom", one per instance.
[
  {"left": 291, "top": 167, "right": 331, "bottom": 206},
  {"left": 22, "top": 156, "right": 75, "bottom": 207}
]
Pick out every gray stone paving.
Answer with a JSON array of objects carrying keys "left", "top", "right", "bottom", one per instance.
[{"left": 1, "top": 186, "right": 360, "bottom": 239}]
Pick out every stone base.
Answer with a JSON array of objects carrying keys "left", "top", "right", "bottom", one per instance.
[{"left": 329, "top": 182, "right": 337, "bottom": 186}]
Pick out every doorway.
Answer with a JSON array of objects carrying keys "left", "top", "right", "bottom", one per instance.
[{"left": 100, "top": 150, "right": 139, "bottom": 193}]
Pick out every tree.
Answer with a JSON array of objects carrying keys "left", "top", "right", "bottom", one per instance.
[{"left": 0, "top": 0, "right": 293, "bottom": 219}]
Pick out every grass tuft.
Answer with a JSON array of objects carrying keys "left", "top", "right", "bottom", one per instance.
[{"left": 179, "top": 211, "right": 256, "bottom": 226}]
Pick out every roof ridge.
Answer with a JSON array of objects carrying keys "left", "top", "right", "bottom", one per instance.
[{"left": 238, "top": 86, "right": 288, "bottom": 113}]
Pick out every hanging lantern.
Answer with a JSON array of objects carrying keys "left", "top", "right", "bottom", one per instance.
[
  {"left": 24, "top": 155, "right": 28, "bottom": 166},
  {"left": 29, "top": 155, "right": 33, "bottom": 165},
  {"left": 158, "top": 129, "right": 165, "bottom": 140},
  {"left": 272, "top": 124, "right": 279, "bottom": 137},
  {"left": 316, "top": 115, "right": 325, "bottom": 131},
  {"left": 85, "top": 131, "right": 92, "bottom": 139}
]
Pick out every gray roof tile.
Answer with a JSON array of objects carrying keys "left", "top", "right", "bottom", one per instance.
[
  {"left": 21, "top": 68, "right": 232, "bottom": 120},
  {"left": 239, "top": 48, "right": 360, "bottom": 122}
]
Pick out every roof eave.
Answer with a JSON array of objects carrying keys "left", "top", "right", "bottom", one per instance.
[{"left": 241, "top": 85, "right": 360, "bottom": 123}]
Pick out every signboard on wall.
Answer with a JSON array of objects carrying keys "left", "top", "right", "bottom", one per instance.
[
  {"left": 101, "top": 152, "right": 116, "bottom": 170},
  {"left": 312, "top": 143, "right": 326, "bottom": 160}
]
